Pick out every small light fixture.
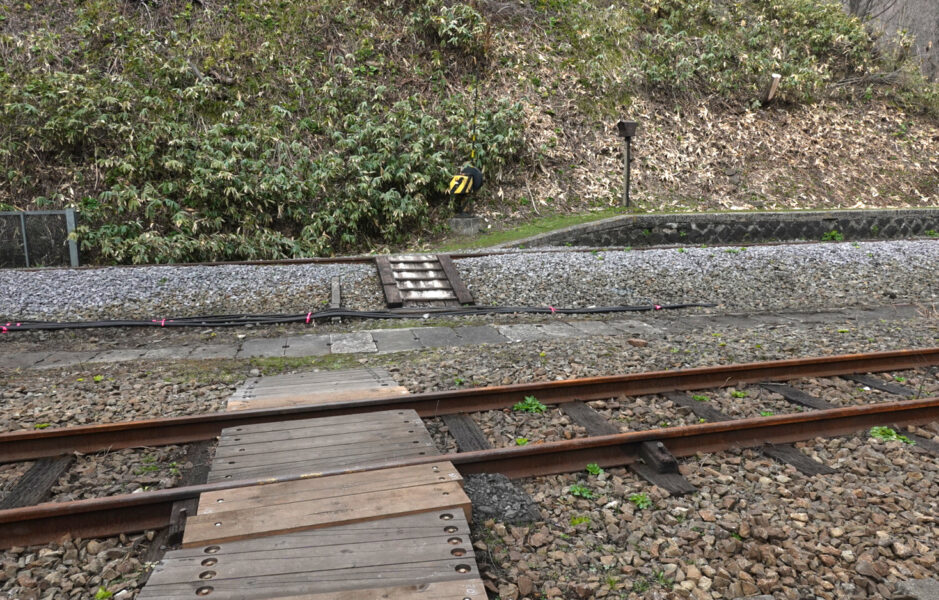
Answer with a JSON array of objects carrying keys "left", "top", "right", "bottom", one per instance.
[{"left": 615, "top": 120, "right": 639, "bottom": 209}]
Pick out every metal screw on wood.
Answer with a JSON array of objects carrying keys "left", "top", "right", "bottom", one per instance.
[{"left": 616, "top": 120, "right": 638, "bottom": 209}]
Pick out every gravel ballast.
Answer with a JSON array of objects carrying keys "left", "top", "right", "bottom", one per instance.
[
  {"left": 0, "top": 262, "right": 382, "bottom": 321},
  {"left": 458, "top": 241, "right": 939, "bottom": 311},
  {"left": 0, "top": 241, "right": 936, "bottom": 323}
]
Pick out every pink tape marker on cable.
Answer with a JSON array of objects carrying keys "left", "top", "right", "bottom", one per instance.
[
  {"left": 306, "top": 312, "right": 312, "bottom": 324},
  {"left": 548, "top": 306, "right": 556, "bottom": 314},
  {"left": 654, "top": 304, "right": 662, "bottom": 310}
]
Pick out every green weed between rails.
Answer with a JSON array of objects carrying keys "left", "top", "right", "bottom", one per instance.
[
  {"left": 568, "top": 484, "right": 594, "bottom": 499},
  {"left": 628, "top": 492, "right": 652, "bottom": 509},
  {"left": 513, "top": 395, "right": 548, "bottom": 413},
  {"left": 822, "top": 230, "right": 845, "bottom": 242},
  {"left": 870, "top": 426, "right": 915, "bottom": 445}
]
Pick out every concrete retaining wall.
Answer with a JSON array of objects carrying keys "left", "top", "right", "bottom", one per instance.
[{"left": 505, "top": 209, "right": 939, "bottom": 248}]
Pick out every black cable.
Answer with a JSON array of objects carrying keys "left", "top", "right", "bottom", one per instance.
[{"left": 0, "top": 302, "right": 716, "bottom": 332}]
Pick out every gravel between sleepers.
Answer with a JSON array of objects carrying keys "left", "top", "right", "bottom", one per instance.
[
  {"left": 478, "top": 431, "right": 939, "bottom": 600},
  {"left": 49, "top": 445, "right": 190, "bottom": 502},
  {"left": 0, "top": 362, "right": 235, "bottom": 432}
]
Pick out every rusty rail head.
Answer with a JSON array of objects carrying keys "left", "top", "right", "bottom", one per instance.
[
  {"left": 1, "top": 395, "right": 937, "bottom": 549},
  {"left": 1, "top": 347, "right": 937, "bottom": 463}
]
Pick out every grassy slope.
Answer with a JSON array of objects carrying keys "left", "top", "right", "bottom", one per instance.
[{"left": 1, "top": 0, "right": 937, "bottom": 262}]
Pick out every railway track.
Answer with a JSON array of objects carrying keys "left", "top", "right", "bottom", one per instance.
[{"left": 0, "top": 348, "right": 937, "bottom": 549}]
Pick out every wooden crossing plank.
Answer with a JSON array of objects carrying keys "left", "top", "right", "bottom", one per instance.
[
  {"left": 182, "top": 480, "right": 472, "bottom": 547},
  {"left": 227, "top": 387, "right": 411, "bottom": 411},
  {"left": 436, "top": 254, "right": 474, "bottom": 305},
  {"left": 243, "top": 368, "right": 396, "bottom": 383},
  {"left": 216, "top": 421, "right": 420, "bottom": 449},
  {"left": 198, "top": 462, "right": 462, "bottom": 515},
  {"left": 208, "top": 409, "right": 437, "bottom": 482},
  {"left": 217, "top": 410, "right": 422, "bottom": 438},
  {"left": 238, "top": 368, "right": 397, "bottom": 388},
  {"left": 391, "top": 261, "right": 439, "bottom": 270},
  {"left": 395, "top": 271, "right": 447, "bottom": 281},
  {"left": 390, "top": 254, "right": 437, "bottom": 262},
  {"left": 400, "top": 289, "right": 457, "bottom": 301},
  {"left": 214, "top": 427, "right": 429, "bottom": 460},
  {"left": 228, "top": 368, "right": 406, "bottom": 411},
  {"left": 270, "top": 579, "right": 487, "bottom": 600},
  {"left": 375, "top": 256, "right": 403, "bottom": 308},
  {"left": 143, "top": 511, "right": 481, "bottom": 599},
  {"left": 235, "top": 379, "right": 400, "bottom": 396},
  {"left": 207, "top": 441, "right": 437, "bottom": 483},
  {"left": 440, "top": 415, "right": 491, "bottom": 452},
  {"left": 398, "top": 280, "right": 453, "bottom": 290}
]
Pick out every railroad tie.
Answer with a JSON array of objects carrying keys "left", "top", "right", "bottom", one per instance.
[
  {"left": 665, "top": 391, "right": 836, "bottom": 476},
  {"left": 562, "top": 401, "right": 698, "bottom": 496}
]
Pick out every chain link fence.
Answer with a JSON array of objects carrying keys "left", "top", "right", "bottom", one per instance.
[{"left": 0, "top": 209, "right": 80, "bottom": 268}]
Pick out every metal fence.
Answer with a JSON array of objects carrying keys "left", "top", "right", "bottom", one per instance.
[{"left": 0, "top": 209, "right": 80, "bottom": 268}]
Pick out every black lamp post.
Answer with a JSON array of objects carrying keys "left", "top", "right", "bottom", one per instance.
[{"left": 616, "top": 120, "right": 638, "bottom": 209}]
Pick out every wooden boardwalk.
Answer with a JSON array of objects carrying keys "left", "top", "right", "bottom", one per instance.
[
  {"left": 208, "top": 410, "right": 436, "bottom": 482},
  {"left": 141, "top": 510, "right": 483, "bottom": 599},
  {"left": 140, "top": 368, "right": 485, "bottom": 600}
]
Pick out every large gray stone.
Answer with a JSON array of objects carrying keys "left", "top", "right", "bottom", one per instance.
[
  {"left": 453, "top": 325, "right": 509, "bottom": 346},
  {"left": 283, "top": 334, "right": 330, "bottom": 357},
  {"left": 90, "top": 349, "right": 149, "bottom": 363},
  {"left": 370, "top": 328, "right": 421, "bottom": 353},
  {"left": 236, "top": 337, "right": 287, "bottom": 358},
  {"left": 1, "top": 351, "right": 51, "bottom": 369},
  {"left": 189, "top": 345, "right": 238, "bottom": 360},
  {"left": 497, "top": 324, "right": 551, "bottom": 343},
  {"left": 537, "top": 322, "right": 583, "bottom": 338},
  {"left": 894, "top": 578, "right": 939, "bottom": 600},
  {"left": 33, "top": 351, "right": 99, "bottom": 369},
  {"left": 329, "top": 332, "right": 377, "bottom": 354},
  {"left": 448, "top": 215, "right": 484, "bottom": 236},
  {"left": 412, "top": 326, "right": 460, "bottom": 348},
  {"left": 141, "top": 346, "right": 193, "bottom": 361},
  {"left": 569, "top": 320, "right": 618, "bottom": 336},
  {"left": 609, "top": 319, "right": 663, "bottom": 336}
]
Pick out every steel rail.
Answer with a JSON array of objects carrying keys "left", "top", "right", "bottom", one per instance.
[
  {"left": 1, "top": 347, "right": 937, "bottom": 462},
  {"left": 1, "top": 395, "right": 936, "bottom": 548},
  {"left": 10, "top": 238, "right": 904, "bottom": 272}
]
